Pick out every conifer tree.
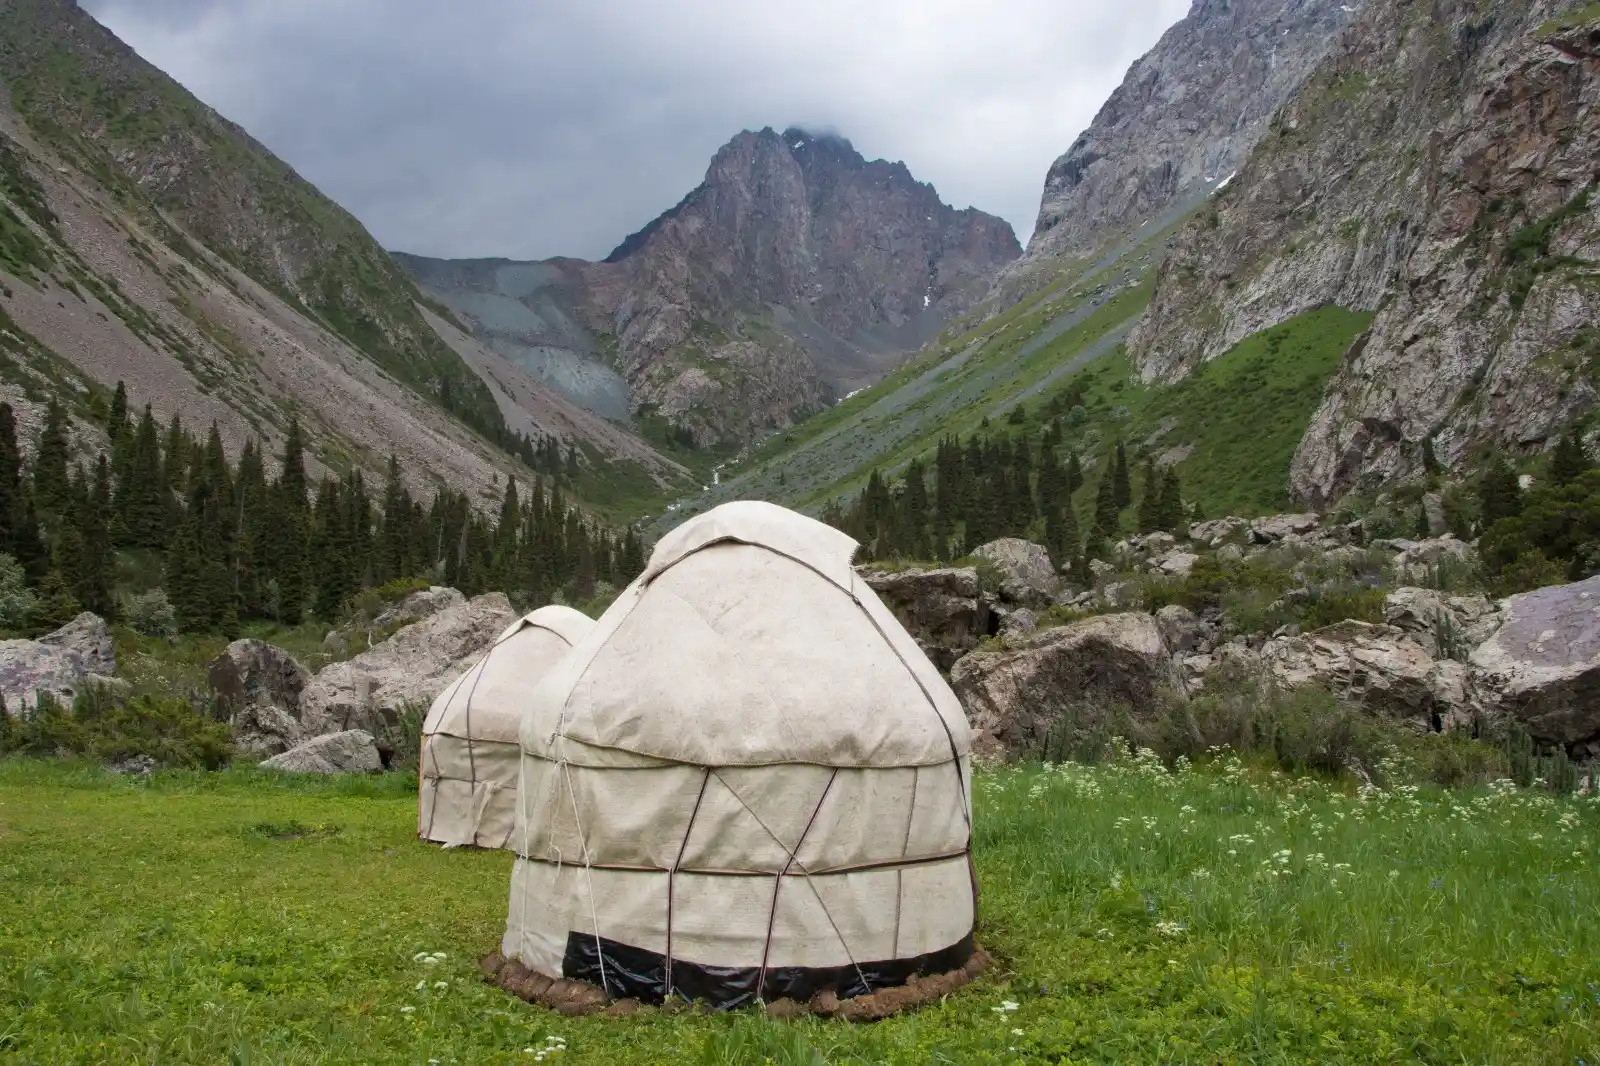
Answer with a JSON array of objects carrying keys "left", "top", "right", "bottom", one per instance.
[
  {"left": 1549, "top": 427, "right": 1590, "bottom": 486},
  {"left": 117, "top": 406, "right": 170, "bottom": 549},
  {"left": 1046, "top": 500, "right": 1079, "bottom": 574},
  {"left": 1093, "top": 463, "right": 1119, "bottom": 542},
  {"left": 1112, "top": 441, "right": 1131, "bottom": 510},
  {"left": 1136, "top": 458, "right": 1159, "bottom": 534},
  {"left": 1065, "top": 451, "right": 1083, "bottom": 495},
  {"left": 1156, "top": 468, "right": 1185, "bottom": 534},
  {"left": 271, "top": 420, "right": 311, "bottom": 622},
  {"left": 107, "top": 382, "right": 129, "bottom": 444},
  {"left": 70, "top": 455, "right": 114, "bottom": 618},
  {"left": 31, "top": 568, "right": 79, "bottom": 632},
  {"left": 32, "top": 399, "right": 70, "bottom": 519},
  {"left": 1479, "top": 452, "right": 1523, "bottom": 527},
  {"left": 0, "top": 404, "right": 19, "bottom": 558}
]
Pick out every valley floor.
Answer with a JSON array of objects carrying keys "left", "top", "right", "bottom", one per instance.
[{"left": 0, "top": 757, "right": 1595, "bottom": 1064}]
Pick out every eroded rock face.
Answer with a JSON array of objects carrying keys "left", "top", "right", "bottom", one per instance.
[
  {"left": 1259, "top": 621, "right": 1475, "bottom": 729},
  {"left": 1251, "top": 514, "right": 1322, "bottom": 543},
  {"left": 373, "top": 586, "right": 466, "bottom": 629},
  {"left": 1384, "top": 588, "right": 1499, "bottom": 659},
  {"left": 949, "top": 613, "right": 1176, "bottom": 757},
  {"left": 861, "top": 566, "right": 991, "bottom": 672},
  {"left": 299, "top": 593, "right": 516, "bottom": 740},
  {"left": 1155, "top": 604, "right": 1208, "bottom": 655},
  {"left": 261, "top": 730, "right": 383, "bottom": 774},
  {"left": 207, "top": 639, "right": 312, "bottom": 756},
  {"left": 1003, "top": 0, "right": 1358, "bottom": 293},
  {"left": 1470, "top": 575, "right": 1600, "bottom": 750},
  {"left": 973, "top": 538, "right": 1060, "bottom": 606},
  {"left": 0, "top": 612, "right": 117, "bottom": 711},
  {"left": 1130, "top": 1, "right": 1600, "bottom": 502}
]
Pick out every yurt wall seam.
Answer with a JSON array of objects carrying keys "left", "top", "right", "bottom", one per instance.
[
  {"left": 757, "top": 768, "right": 844, "bottom": 1001},
  {"left": 505, "top": 849, "right": 970, "bottom": 878},
  {"left": 664, "top": 767, "right": 713, "bottom": 998}
]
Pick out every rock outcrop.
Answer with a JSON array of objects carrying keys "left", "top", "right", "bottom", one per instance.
[
  {"left": 860, "top": 566, "right": 991, "bottom": 672},
  {"left": 1384, "top": 587, "right": 1499, "bottom": 659},
  {"left": 0, "top": 612, "right": 117, "bottom": 711},
  {"left": 207, "top": 639, "right": 312, "bottom": 756},
  {"left": 299, "top": 593, "right": 516, "bottom": 740},
  {"left": 1130, "top": 0, "right": 1600, "bottom": 504},
  {"left": 1003, "top": 0, "right": 1359, "bottom": 292},
  {"left": 1470, "top": 575, "right": 1600, "bottom": 753},
  {"left": 972, "top": 537, "right": 1061, "bottom": 607},
  {"left": 403, "top": 128, "right": 1019, "bottom": 445},
  {"left": 1259, "top": 621, "right": 1476, "bottom": 730},
  {"left": 261, "top": 730, "right": 383, "bottom": 774},
  {"left": 950, "top": 613, "right": 1176, "bottom": 757}
]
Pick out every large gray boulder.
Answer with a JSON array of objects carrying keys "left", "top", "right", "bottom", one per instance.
[
  {"left": 261, "top": 730, "right": 382, "bottom": 774},
  {"left": 861, "top": 566, "right": 990, "bottom": 672},
  {"left": 1155, "top": 604, "right": 1207, "bottom": 654},
  {"left": 1383, "top": 587, "right": 1498, "bottom": 659},
  {"left": 1190, "top": 517, "right": 1249, "bottom": 545},
  {"left": 950, "top": 613, "right": 1176, "bottom": 758},
  {"left": 299, "top": 592, "right": 516, "bottom": 740},
  {"left": 1259, "top": 621, "right": 1475, "bottom": 730},
  {"left": 972, "top": 538, "right": 1060, "bottom": 606},
  {"left": 208, "top": 639, "right": 312, "bottom": 756},
  {"left": 0, "top": 612, "right": 117, "bottom": 711},
  {"left": 1250, "top": 513, "right": 1321, "bottom": 543},
  {"left": 1470, "top": 575, "right": 1600, "bottom": 753},
  {"left": 372, "top": 586, "right": 466, "bottom": 629}
]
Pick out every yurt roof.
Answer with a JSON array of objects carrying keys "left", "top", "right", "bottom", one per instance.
[
  {"left": 425, "top": 605, "right": 595, "bottom": 744},
  {"left": 523, "top": 501, "right": 971, "bottom": 769}
]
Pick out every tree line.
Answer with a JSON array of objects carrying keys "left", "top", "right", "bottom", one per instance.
[
  {"left": 821, "top": 411, "right": 1187, "bottom": 572},
  {"left": 0, "top": 382, "right": 644, "bottom": 636}
]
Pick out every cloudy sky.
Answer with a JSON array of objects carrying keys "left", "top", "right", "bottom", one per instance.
[{"left": 83, "top": 0, "right": 1192, "bottom": 261}]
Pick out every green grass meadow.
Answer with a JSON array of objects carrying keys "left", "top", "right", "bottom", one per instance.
[{"left": 2, "top": 754, "right": 1596, "bottom": 1064}]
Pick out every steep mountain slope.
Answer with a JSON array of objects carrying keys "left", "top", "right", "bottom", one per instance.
[
  {"left": 0, "top": 0, "right": 682, "bottom": 504},
  {"left": 998, "top": 0, "right": 1360, "bottom": 299},
  {"left": 400, "top": 128, "right": 1021, "bottom": 447},
  {"left": 1129, "top": 0, "right": 1600, "bottom": 506}
]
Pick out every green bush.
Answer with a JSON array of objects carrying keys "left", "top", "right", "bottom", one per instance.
[
  {"left": 1480, "top": 467, "right": 1600, "bottom": 593},
  {"left": 122, "top": 587, "right": 177, "bottom": 638},
  {"left": 1300, "top": 585, "right": 1386, "bottom": 631},
  {"left": 0, "top": 685, "right": 232, "bottom": 769}
]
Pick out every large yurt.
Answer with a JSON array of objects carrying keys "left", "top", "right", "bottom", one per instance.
[
  {"left": 419, "top": 605, "right": 594, "bottom": 849},
  {"left": 502, "top": 501, "right": 975, "bottom": 1009}
]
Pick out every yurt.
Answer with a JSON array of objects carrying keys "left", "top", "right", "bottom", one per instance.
[
  {"left": 419, "top": 605, "right": 594, "bottom": 849},
  {"left": 502, "top": 501, "right": 975, "bottom": 1009}
]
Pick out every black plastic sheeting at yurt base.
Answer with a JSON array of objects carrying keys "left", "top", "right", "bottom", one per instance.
[{"left": 562, "top": 931, "right": 976, "bottom": 1010}]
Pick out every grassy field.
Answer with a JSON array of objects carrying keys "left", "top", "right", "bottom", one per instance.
[{"left": 2, "top": 754, "right": 1595, "bottom": 1064}]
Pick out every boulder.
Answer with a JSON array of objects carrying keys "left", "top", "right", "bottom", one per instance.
[
  {"left": 1393, "top": 535, "right": 1475, "bottom": 577},
  {"left": 208, "top": 639, "right": 312, "bottom": 756},
  {"left": 997, "top": 607, "right": 1038, "bottom": 640},
  {"left": 1155, "top": 604, "right": 1206, "bottom": 654},
  {"left": 0, "top": 612, "right": 118, "bottom": 711},
  {"left": 1216, "top": 544, "right": 1246, "bottom": 565},
  {"left": 261, "top": 730, "right": 383, "bottom": 774},
  {"left": 1250, "top": 513, "right": 1321, "bottom": 543},
  {"left": 862, "top": 567, "right": 990, "bottom": 672},
  {"left": 1383, "top": 588, "right": 1498, "bottom": 659},
  {"left": 1470, "top": 575, "right": 1600, "bottom": 750},
  {"left": 1155, "top": 550, "right": 1200, "bottom": 577},
  {"left": 1088, "top": 559, "right": 1117, "bottom": 579},
  {"left": 1259, "top": 621, "right": 1475, "bottom": 730},
  {"left": 37, "top": 613, "right": 115, "bottom": 676},
  {"left": 298, "top": 593, "right": 516, "bottom": 741},
  {"left": 972, "top": 538, "right": 1060, "bottom": 605},
  {"left": 1128, "top": 532, "right": 1178, "bottom": 555},
  {"left": 950, "top": 613, "right": 1176, "bottom": 757},
  {"left": 1190, "top": 517, "right": 1249, "bottom": 545},
  {"left": 372, "top": 586, "right": 466, "bottom": 629},
  {"left": 1098, "top": 581, "right": 1139, "bottom": 609}
]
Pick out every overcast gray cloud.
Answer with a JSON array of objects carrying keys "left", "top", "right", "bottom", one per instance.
[{"left": 82, "top": 0, "right": 1192, "bottom": 261}]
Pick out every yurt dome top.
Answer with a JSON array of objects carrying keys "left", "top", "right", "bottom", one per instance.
[{"left": 521, "top": 501, "right": 971, "bottom": 770}]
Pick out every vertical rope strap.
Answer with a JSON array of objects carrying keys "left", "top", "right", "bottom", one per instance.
[
  {"left": 756, "top": 768, "right": 838, "bottom": 1004},
  {"left": 559, "top": 754, "right": 609, "bottom": 994},
  {"left": 665, "top": 767, "right": 712, "bottom": 999}
]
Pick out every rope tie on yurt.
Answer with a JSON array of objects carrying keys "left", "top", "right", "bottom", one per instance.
[
  {"left": 560, "top": 753, "right": 610, "bottom": 995},
  {"left": 756, "top": 768, "right": 841, "bottom": 1004},
  {"left": 664, "top": 767, "right": 712, "bottom": 999}
]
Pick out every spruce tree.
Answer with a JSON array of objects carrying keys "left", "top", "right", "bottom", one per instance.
[
  {"left": 1136, "top": 458, "right": 1159, "bottom": 534},
  {"left": 70, "top": 455, "right": 114, "bottom": 618},
  {"left": 1479, "top": 453, "right": 1523, "bottom": 527},
  {"left": 1550, "top": 427, "right": 1590, "bottom": 486},
  {"left": 1112, "top": 441, "right": 1131, "bottom": 510},
  {"left": 107, "top": 382, "right": 129, "bottom": 443},
  {"left": 32, "top": 398, "right": 70, "bottom": 518},
  {"left": 1065, "top": 451, "right": 1084, "bottom": 495},
  {"left": 31, "top": 568, "right": 79, "bottom": 632},
  {"left": 1046, "top": 500, "right": 1080, "bottom": 574},
  {"left": 117, "top": 406, "right": 170, "bottom": 549},
  {"left": 271, "top": 420, "right": 311, "bottom": 622},
  {"left": 0, "top": 403, "right": 19, "bottom": 557},
  {"left": 1093, "top": 463, "right": 1120, "bottom": 541},
  {"left": 1156, "top": 468, "right": 1185, "bottom": 533}
]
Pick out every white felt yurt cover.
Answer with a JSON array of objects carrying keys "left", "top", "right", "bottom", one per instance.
[
  {"left": 419, "top": 605, "right": 594, "bottom": 848},
  {"left": 503, "top": 501, "right": 975, "bottom": 1008}
]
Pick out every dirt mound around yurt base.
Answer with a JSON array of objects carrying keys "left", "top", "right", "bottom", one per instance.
[{"left": 478, "top": 948, "right": 991, "bottom": 1021}]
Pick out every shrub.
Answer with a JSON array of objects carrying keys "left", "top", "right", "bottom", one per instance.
[
  {"left": 122, "top": 588, "right": 177, "bottom": 638},
  {"left": 0, "top": 685, "right": 231, "bottom": 769},
  {"left": 0, "top": 552, "right": 36, "bottom": 630},
  {"left": 1300, "top": 585, "right": 1386, "bottom": 631}
]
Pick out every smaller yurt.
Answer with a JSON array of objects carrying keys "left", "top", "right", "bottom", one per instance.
[
  {"left": 419, "top": 605, "right": 594, "bottom": 849},
  {"left": 502, "top": 501, "right": 975, "bottom": 1010}
]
